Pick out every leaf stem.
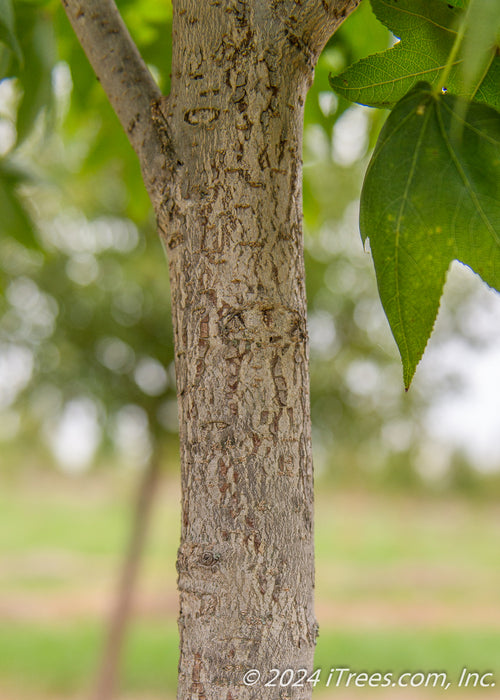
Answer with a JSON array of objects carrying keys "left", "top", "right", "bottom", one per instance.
[{"left": 435, "top": 14, "right": 467, "bottom": 96}]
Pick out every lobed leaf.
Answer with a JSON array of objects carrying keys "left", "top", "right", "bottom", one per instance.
[{"left": 360, "top": 82, "right": 500, "bottom": 388}]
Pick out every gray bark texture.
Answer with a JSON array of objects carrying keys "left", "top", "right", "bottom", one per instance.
[{"left": 61, "top": 0, "right": 360, "bottom": 697}]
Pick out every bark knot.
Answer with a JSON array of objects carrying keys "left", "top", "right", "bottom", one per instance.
[{"left": 199, "top": 551, "right": 221, "bottom": 569}]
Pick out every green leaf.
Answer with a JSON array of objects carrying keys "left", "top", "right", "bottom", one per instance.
[
  {"left": 360, "top": 82, "right": 500, "bottom": 388},
  {"left": 437, "top": 0, "right": 467, "bottom": 8},
  {"left": 0, "top": 0, "right": 22, "bottom": 63},
  {"left": 15, "top": 9, "right": 56, "bottom": 144},
  {"left": 0, "top": 159, "right": 39, "bottom": 249},
  {"left": 329, "top": 0, "right": 500, "bottom": 111}
]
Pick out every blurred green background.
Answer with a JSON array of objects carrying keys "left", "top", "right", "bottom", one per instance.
[{"left": 1, "top": 0, "right": 500, "bottom": 697}]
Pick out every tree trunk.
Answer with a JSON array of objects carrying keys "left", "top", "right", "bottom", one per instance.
[
  {"left": 61, "top": 1, "right": 360, "bottom": 697},
  {"left": 92, "top": 448, "right": 161, "bottom": 700},
  {"left": 155, "top": 4, "right": 352, "bottom": 698}
]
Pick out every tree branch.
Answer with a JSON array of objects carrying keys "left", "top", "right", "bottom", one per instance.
[
  {"left": 276, "top": 0, "right": 362, "bottom": 61},
  {"left": 61, "top": 0, "right": 164, "bottom": 163}
]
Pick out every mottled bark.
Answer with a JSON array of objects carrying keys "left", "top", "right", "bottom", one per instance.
[
  {"left": 154, "top": 3, "right": 358, "bottom": 698},
  {"left": 61, "top": 1, "right": 360, "bottom": 698}
]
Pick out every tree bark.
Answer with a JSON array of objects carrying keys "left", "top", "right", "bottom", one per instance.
[
  {"left": 155, "top": 2, "right": 358, "bottom": 697},
  {"left": 61, "top": 1, "right": 360, "bottom": 697}
]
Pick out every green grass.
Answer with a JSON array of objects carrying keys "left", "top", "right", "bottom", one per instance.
[
  {"left": 0, "top": 621, "right": 179, "bottom": 695},
  {"left": 316, "top": 629, "right": 500, "bottom": 680},
  {"left": 0, "top": 623, "right": 101, "bottom": 694}
]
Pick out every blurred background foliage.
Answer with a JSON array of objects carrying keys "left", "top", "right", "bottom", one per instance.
[
  {"left": 1, "top": 2, "right": 500, "bottom": 699},
  {"left": 1, "top": 0, "right": 499, "bottom": 491}
]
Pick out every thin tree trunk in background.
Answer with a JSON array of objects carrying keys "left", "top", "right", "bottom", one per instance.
[{"left": 92, "top": 449, "right": 161, "bottom": 700}]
